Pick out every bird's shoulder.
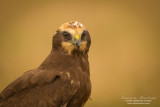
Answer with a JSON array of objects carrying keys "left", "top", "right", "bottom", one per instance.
[{"left": 0, "top": 68, "right": 69, "bottom": 100}]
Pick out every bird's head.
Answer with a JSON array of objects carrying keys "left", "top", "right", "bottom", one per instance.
[{"left": 52, "top": 21, "right": 91, "bottom": 55}]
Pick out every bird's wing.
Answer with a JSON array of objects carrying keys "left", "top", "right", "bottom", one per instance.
[{"left": 0, "top": 68, "right": 62, "bottom": 100}]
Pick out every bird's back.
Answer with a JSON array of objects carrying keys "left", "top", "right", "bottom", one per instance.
[{"left": 0, "top": 52, "right": 91, "bottom": 107}]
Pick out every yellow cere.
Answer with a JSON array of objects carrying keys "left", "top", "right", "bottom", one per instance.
[{"left": 75, "top": 34, "right": 80, "bottom": 40}]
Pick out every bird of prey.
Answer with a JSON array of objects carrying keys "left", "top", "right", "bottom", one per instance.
[{"left": 0, "top": 21, "right": 91, "bottom": 107}]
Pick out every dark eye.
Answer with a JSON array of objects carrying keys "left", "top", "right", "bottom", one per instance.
[
  {"left": 62, "top": 31, "right": 72, "bottom": 41},
  {"left": 81, "top": 30, "right": 87, "bottom": 40}
]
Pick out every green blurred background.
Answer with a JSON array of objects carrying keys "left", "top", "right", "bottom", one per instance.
[{"left": 0, "top": 0, "right": 160, "bottom": 107}]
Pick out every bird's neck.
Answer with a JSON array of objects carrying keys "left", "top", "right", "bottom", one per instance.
[{"left": 39, "top": 50, "right": 90, "bottom": 75}]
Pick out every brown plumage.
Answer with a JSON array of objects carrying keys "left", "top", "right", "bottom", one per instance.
[{"left": 0, "top": 21, "right": 91, "bottom": 107}]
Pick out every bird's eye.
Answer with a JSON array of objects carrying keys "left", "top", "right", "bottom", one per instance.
[
  {"left": 81, "top": 30, "right": 87, "bottom": 40},
  {"left": 62, "top": 31, "right": 72, "bottom": 41}
]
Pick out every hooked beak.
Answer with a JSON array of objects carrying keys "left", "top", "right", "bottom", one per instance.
[
  {"left": 74, "top": 34, "right": 81, "bottom": 49},
  {"left": 75, "top": 39, "right": 81, "bottom": 48}
]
